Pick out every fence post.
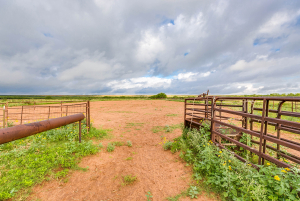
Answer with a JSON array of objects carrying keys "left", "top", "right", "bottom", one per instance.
[
  {"left": 79, "top": 120, "right": 81, "bottom": 143},
  {"left": 205, "top": 99, "right": 208, "bottom": 119},
  {"left": 48, "top": 106, "right": 50, "bottom": 120},
  {"left": 219, "top": 100, "right": 222, "bottom": 121},
  {"left": 258, "top": 99, "right": 267, "bottom": 165},
  {"left": 261, "top": 99, "right": 269, "bottom": 165},
  {"left": 292, "top": 101, "right": 293, "bottom": 112},
  {"left": 61, "top": 101, "right": 63, "bottom": 117},
  {"left": 6, "top": 102, "right": 8, "bottom": 127},
  {"left": 86, "top": 102, "right": 88, "bottom": 128},
  {"left": 20, "top": 106, "right": 24, "bottom": 125},
  {"left": 88, "top": 100, "right": 91, "bottom": 131},
  {"left": 184, "top": 99, "right": 187, "bottom": 127},
  {"left": 211, "top": 98, "right": 215, "bottom": 142},
  {"left": 66, "top": 105, "right": 68, "bottom": 117},
  {"left": 3, "top": 106, "right": 5, "bottom": 128},
  {"left": 244, "top": 100, "right": 248, "bottom": 129},
  {"left": 276, "top": 101, "right": 285, "bottom": 159}
]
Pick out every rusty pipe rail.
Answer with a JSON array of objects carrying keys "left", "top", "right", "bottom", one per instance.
[
  {"left": 184, "top": 96, "right": 300, "bottom": 169},
  {"left": 0, "top": 113, "right": 85, "bottom": 145}
]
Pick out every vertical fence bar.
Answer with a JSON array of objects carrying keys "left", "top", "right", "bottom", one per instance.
[
  {"left": 3, "top": 106, "right": 5, "bottom": 129},
  {"left": 219, "top": 100, "right": 222, "bottom": 121},
  {"left": 66, "top": 105, "right": 68, "bottom": 117},
  {"left": 245, "top": 100, "right": 248, "bottom": 129},
  {"left": 20, "top": 106, "right": 24, "bottom": 125},
  {"left": 262, "top": 99, "right": 269, "bottom": 165},
  {"left": 88, "top": 100, "right": 91, "bottom": 131},
  {"left": 292, "top": 101, "right": 294, "bottom": 112},
  {"left": 79, "top": 120, "right": 82, "bottom": 143},
  {"left": 48, "top": 106, "right": 51, "bottom": 120},
  {"left": 61, "top": 101, "right": 63, "bottom": 117},
  {"left": 258, "top": 99, "right": 266, "bottom": 165},
  {"left": 276, "top": 101, "right": 285, "bottom": 159},
  {"left": 249, "top": 100, "right": 255, "bottom": 158},
  {"left": 5, "top": 102, "right": 8, "bottom": 127},
  {"left": 242, "top": 100, "right": 245, "bottom": 128},
  {"left": 184, "top": 99, "right": 187, "bottom": 127},
  {"left": 211, "top": 98, "right": 215, "bottom": 142}
]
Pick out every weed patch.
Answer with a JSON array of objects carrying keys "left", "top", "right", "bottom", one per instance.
[
  {"left": 127, "top": 140, "right": 132, "bottom": 147},
  {"left": 166, "top": 114, "right": 178, "bottom": 117},
  {"left": 167, "top": 125, "right": 300, "bottom": 201},
  {"left": 107, "top": 143, "right": 115, "bottom": 152},
  {"left": 152, "top": 123, "right": 183, "bottom": 133},
  {"left": 122, "top": 174, "right": 137, "bottom": 186},
  {"left": 0, "top": 123, "right": 106, "bottom": 200}
]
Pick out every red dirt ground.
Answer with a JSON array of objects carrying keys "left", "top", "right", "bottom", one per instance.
[{"left": 28, "top": 100, "right": 219, "bottom": 201}]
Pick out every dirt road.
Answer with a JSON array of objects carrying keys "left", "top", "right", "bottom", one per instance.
[{"left": 29, "top": 100, "right": 218, "bottom": 201}]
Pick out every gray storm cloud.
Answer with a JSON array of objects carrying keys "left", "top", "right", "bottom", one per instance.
[{"left": 0, "top": 0, "right": 300, "bottom": 95}]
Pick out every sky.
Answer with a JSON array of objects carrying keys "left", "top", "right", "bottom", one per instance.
[{"left": 0, "top": 0, "right": 300, "bottom": 95}]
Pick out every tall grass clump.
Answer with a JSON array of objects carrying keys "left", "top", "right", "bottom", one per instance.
[
  {"left": 0, "top": 123, "right": 110, "bottom": 200},
  {"left": 167, "top": 124, "right": 300, "bottom": 201}
]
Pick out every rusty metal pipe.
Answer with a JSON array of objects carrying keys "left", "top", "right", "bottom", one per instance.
[{"left": 0, "top": 113, "right": 85, "bottom": 145}]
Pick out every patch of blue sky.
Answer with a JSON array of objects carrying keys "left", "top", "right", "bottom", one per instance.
[
  {"left": 253, "top": 37, "right": 283, "bottom": 46},
  {"left": 269, "top": 47, "right": 280, "bottom": 52},
  {"left": 160, "top": 18, "right": 175, "bottom": 26},
  {"left": 43, "top": 33, "right": 53, "bottom": 38},
  {"left": 184, "top": 52, "right": 189, "bottom": 56}
]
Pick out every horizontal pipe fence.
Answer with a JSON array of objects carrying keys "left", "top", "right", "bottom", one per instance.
[
  {"left": 184, "top": 96, "right": 300, "bottom": 169},
  {"left": 0, "top": 113, "right": 85, "bottom": 145},
  {"left": 0, "top": 101, "right": 90, "bottom": 131}
]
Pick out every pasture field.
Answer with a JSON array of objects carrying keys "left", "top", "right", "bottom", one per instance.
[
  {"left": 0, "top": 100, "right": 220, "bottom": 201},
  {"left": 1, "top": 97, "right": 300, "bottom": 200}
]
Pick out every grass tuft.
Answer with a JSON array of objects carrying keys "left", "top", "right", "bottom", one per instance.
[{"left": 122, "top": 174, "right": 137, "bottom": 186}]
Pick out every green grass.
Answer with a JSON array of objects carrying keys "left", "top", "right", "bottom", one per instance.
[
  {"left": 107, "top": 143, "right": 115, "bottom": 152},
  {"left": 0, "top": 123, "right": 109, "bottom": 200},
  {"left": 106, "top": 111, "right": 136, "bottom": 113},
  {"left": 112, "top": 141, "right": 124, "bottom": 146},
  {"left": 122, "top": 174, "right": 137, "bottom": 186},
  {"left": 125, "top": 157, "right": 133, "bottom": 161},
  {"left": 167, "top": 125, "right": 300, "bottom": 201},
  {"left": 152, "top": 123, "right": 183, "bottom": 133},
  {"left": 126, "top": 140, "right": 132, "bottom": 147},
  {"left": 166, "top": 114, "right": 178, "bottom": 117},
  {"left": 125, "top": 123, "right": 144, "bottom": 128}
]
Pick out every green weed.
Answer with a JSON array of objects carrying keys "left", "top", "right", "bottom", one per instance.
[
  {"left": 167, "top": 125, "right": 300, "bottom": 201},
  {"left": 166, "top": 114, "right": 178, "bottom": 117},
  {"left": 146, "top": 191, "right": 153, "bottom": 201},
  {"left": 152, "top": 123, "right": 183, "bottom": 133},
  {"left": 127, "top": 140, "right": 132, "bottom": 147},
  {"left": 107, "top": 143, "right": 115, "bottom": 152},
  {"left": 0, "top": 123, "right": 104, "bottom": 200},
  {"left": 122, "top": 174, "right": 137, "bottom": 186},
  {"left": 113, "top": 141, "right": 124, "bottom": 146},
  {"left": 163, "top": 141, "right": 173, "bottom": 150}
]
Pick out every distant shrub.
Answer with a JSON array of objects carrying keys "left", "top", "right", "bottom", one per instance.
[{"left": 149, "top": 93, "right": 167, "bottom": 99}]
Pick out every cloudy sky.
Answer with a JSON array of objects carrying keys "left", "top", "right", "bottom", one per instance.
[{"left": 0, "top": 0, "right": 300, "bottom": 95}]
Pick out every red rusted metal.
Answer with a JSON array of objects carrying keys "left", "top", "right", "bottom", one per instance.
[
  {"left": 184, "top": 95, "right": 300, "bottom": 169},
  {"left": 0, "top": 113, "right": 84, "bottom": 145}
]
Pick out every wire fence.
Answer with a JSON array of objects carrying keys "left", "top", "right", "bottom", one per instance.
[{"left": 0, "top": 101, "right": 90, "bottom": 130}]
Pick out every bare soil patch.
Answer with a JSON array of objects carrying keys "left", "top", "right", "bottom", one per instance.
[{"left": 28, "top": 100, "right": 218, "bottom": 201}]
